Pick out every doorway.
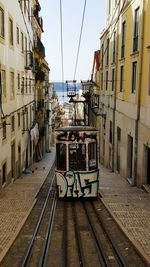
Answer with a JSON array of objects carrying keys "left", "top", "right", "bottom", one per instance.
[
  {"left": 116, "top": 127, "right": 121, "bottom": 173},
  {"left": 146, "top": 146, "right": 150, "bottom": 185},
  {"left": 127, "top": 135, "right": 133, "bottom": 178},
  {"left": 2, "top": 162, "right": 6, "bottom": 185},
  {"left": 18, "top": 145, "right": 21, "bottom": 177},
  {"left": 11, "top": 142, "right": 15, "bottom": 179}
]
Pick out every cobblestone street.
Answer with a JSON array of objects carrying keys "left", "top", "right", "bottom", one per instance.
[{"left": 99, "top": 166, "right": 150, "bottom": 265}]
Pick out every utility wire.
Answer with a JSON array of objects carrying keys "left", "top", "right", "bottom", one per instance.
[
  {"left": 59, "top": 0, "right": 65, "bottom": 103},
  {"left": 73, "top": 0, "right": 87, "bottom": 80}
]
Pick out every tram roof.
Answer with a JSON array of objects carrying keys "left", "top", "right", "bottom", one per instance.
[{"left": 55, "top": 126, "right": 97, "bottom": 132}]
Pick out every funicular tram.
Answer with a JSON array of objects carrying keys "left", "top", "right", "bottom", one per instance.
[{"left": 55, "top": 126, "right": 99, "bottom": 198}]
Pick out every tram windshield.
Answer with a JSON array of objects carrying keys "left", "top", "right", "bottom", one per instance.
[
  {"left": 69, "top": 143, "right": 86, "bottom": 171},
  {"left": 88, "top": 142, "right": 97, "bottom": 170},
  {"left": 56, "top": 143, "right": 66, "bottom": 171}
]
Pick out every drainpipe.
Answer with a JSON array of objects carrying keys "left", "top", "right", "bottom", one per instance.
[
  {"left": 133, "top": 0, "right": 145, "bottom": 185},
  {"left": 112, "top": 6, "right": 120, "bottom": 172}
]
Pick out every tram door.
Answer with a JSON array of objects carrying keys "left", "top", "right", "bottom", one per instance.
[{"left": 69, "top": 143, "right": 86, "bottom": 171}]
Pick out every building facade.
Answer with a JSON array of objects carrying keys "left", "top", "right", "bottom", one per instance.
[
  {"left": 0, "top": 0, "right": 51, "bottom": 189},
  {"left": 99, "top": 0, "right": 150, "bottom": 187}
]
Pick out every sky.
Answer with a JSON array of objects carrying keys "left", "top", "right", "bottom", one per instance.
[{"left": 40, "top": 0, "right": 106, "bottom": 83}]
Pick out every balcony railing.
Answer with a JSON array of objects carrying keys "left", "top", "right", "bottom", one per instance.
[{"left": 34, "top": 36, "right": 45, "bottom": 57}]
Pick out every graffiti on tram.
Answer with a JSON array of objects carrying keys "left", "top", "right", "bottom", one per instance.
[
  {"left": 56, "top": 170, "right": 99, "bottom": 198},
  {"left": 57, "top": 131, "right": 97, "bottom": 142}
]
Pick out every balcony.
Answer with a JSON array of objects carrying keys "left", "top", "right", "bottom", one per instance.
[
  {"left": 36, "top": 99, "right": 44, "bottom": 110},
  {"left": 81, "top": 80, "right": 94, "bottom": 101},
  {"left": 35, "top": 68, "right": 45, "bottom": 81},
  {"left": 33, "top": 4, "right": 43, "bottom": 32},
  {"left": 34, "top": 36, "right": 45, "bottom": 58}
]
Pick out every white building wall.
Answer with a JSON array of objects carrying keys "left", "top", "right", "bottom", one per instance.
[{"left": 0, "top": 0, "right": 34, "bottom": 187}]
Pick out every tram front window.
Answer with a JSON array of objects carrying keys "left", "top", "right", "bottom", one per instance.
[
  {"left": 69, "top": 144, "right": 86, "bottom": 171},
  {"left": 56, "top": 143, "right": 66, "bottom": 171},
  {"left": 88, "top": 142, "right": 97, "bottom": 170}
]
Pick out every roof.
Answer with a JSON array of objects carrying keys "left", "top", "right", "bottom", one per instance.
[{"left": 55, "top": 126, "right": 97, "bottom": 132}]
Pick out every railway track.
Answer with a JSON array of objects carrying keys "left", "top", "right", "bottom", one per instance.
[
  {"left": 1, "top": 176, "right": 149, "bottom": 267},
  {"left": 45, "top": 199, "right": 148, "bottom": 267}
]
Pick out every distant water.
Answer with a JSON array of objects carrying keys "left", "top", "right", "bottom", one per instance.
[{"left": 54, "top": 82, "right": 81, "bottom": 104}]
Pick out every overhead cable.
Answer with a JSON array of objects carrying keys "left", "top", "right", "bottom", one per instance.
[
  {"left": 73, "top": 0, "right": 87, "bottom": 80},
  {"left": 59, "top": 0, "right": 65, "bottom": 102}
]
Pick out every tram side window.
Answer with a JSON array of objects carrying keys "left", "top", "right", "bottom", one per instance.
[
  {"left": 56, "top": 143, "right": 66, "bottom": 171},
  {"left": 88, "top": 142, "right": 97, "bottom": 170},
  {"left": 69, "top": 143, "right": 86, "bottom": 171}
]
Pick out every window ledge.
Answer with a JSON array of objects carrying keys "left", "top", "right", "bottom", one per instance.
[{"left": 130, "top": 51, "right": 139, "bottom": 58}]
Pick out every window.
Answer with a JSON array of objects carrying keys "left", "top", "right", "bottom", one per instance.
[
  {"left": 18, "top": 112, "right": 20, "bottom": 127},
  {"left": 16, "top": 26, "right": 19, "bottom": 44},
  {"left": 112, "top": 68, "right": 115, "bottom": 91},
  {"left": 25, "top": 36, "right": 27, "bottom": 52},
  {"left": 11, "top": 116, "right": 15, "bottom": 132},
  {"left": 0, "top": 7, "right": 4, "bottom": 38},
  {"left": 113, "top": 31, "right": 116, "bottom": 63},
  {"left": 30, "top": 105, "right": 32, "bottom": 125},
  {"left": 2, "top": 121, "right": 6, "bottom": 139},
  {"left": 106, "top": 70, "right": 108, "bottom": 90},
  {"left": 88, "top": 142, "right": 97, "bottom": 170},
  {"left": 21, "top": 76, "right": 24, "bottom": 94},
  {"left": 106, "top": 38, "right": 109, "bottom": 65},
  {"left": 26, "top": 108, "right": 28, "bottom": 128},
  {"left": 17, "top": 73, "right": 20, "bottom": 90},
  {"left": 19, "top": 0, "right": 23, "bottom": 9},
  {"left": 117, "top": 126, "right": 121, "bottom": 141},
  {"left": 29, "top": 78, "right": 32, "bottom": 93},
  {"left": 121, "top": 21, "right": 126, "bottom": 58},
  {"left": 109, "top": 0, "right": 111, "bottom": 15},
  {"left": 133, "top": 7, "right": 140, "bottom": 52},
  {"left": 109, "top": 121, "right": 112, "bottom": 144},
  {"left": 9, "top": 17, "right": 13, "bottom": 45},
  {"left": 1, "top": 69, "right": 6, "bottom": 98},
  {"left": 148, "top": 55, "right": 150, "bottom": 95},
  {"left": 24, "top": 0, "right": 26, "bottom": 14},
  {"left": 2, "top": 162, "right": 6, "bottom": 185},
  {"left": 69, "top": 143, "right": 86, "bottom": 171},
  {"left": 22, "top": 111, "right": 25, "bottom": 133},
  {"left": 26, "top": 77, "right": 27, "bottom": 93},
  {"left": 120, "top": 65, "right": 124, "bottom": 92},
  {"left": 101, "top": 72, "right": 103, "bottom": 90},
  {"left": 21, "top": 32, "right": 24, "bottom": 53},
  {"left": 131, "top": 61, "right": 137, "bottom": 93},
  {"left": 10, "top": 71, "right": 14, "bottom": 97},
  {"left": 101, "top": 43, "right": 104, "bottom": 68},
  {"left": 28, "top": 0, "right": 30, "bottom": 19},
  {"left": 56, "top": 143, "right": 66, "bottom": 171}
]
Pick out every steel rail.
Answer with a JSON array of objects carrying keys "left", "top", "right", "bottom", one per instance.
[
  {"left": 91, "top": 200, "right": 128, "bottom": 267},
  {"left": 83, "top": 201, "right": 111, "bottom": 267},
  {"left": 72, "top": 201, "right": 85, "bottom": 267},
  {"left": 20, "top": 174, "right": 56, "bottom": 267},
  {"left": 61, "top": 200, "right": 68, "bottom": 267},
  {"left": 38, "top": 191, "right": 57, "bottom": 267}
]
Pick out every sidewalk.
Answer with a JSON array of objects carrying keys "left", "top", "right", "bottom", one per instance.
[
  {"left": 0, "top": 147, "right": 56, "bottom": 263},
  {"left": 99, "top": 165, "right": 150, "bottom": 265}
]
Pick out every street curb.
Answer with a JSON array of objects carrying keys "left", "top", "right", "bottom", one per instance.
[{"left": 99, "top": 196, "right": 150, "bottom": 266}]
